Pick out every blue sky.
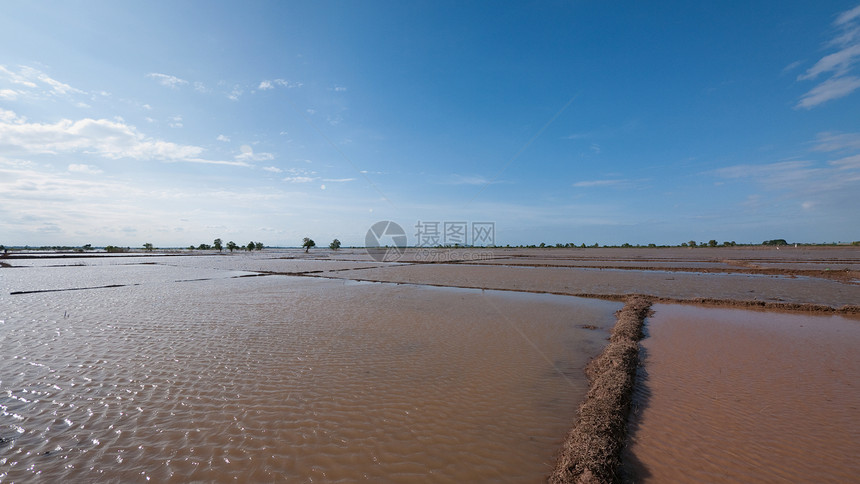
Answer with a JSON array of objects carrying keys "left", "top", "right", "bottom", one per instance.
[{"left": 1, "top": 1, "right": 859, "bottom": 247}]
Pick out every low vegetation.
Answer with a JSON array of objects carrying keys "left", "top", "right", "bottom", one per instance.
[
  {"left": 302, "top": 237, "right": 316, "bottom": 253},
  {"left": 550, "top": 296, "right": 653, "bottom": 484}
]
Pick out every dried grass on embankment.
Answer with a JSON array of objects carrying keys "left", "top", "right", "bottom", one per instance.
[{"left": 549, "top": 295, "right": 652, "bottom": 484}]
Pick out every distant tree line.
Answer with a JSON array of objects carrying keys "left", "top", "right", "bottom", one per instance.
[{"left": 185, "top": 238, "right": 264, "bottom": 252}]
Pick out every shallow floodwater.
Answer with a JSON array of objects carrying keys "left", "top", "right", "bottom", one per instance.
[
  {"left": 0, "top": 262, "right": 620, "bottom": 482},
  {"left": 623, "top": 304, "right": 860, "bottom": 483}
]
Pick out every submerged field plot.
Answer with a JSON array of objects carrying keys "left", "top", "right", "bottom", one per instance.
[{"left": 1, "top": 246, "right": 858, "bottom": 482}]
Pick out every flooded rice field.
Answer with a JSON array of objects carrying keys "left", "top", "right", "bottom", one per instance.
[
  {"left": 0, "top": 258, "right": 620, "bottom": 482},
  {"left": 624, "top": 304, "right": 860, "bottom": 483},
  {"left": 3, "top": 247, "right": 858, "bottom": 482}
]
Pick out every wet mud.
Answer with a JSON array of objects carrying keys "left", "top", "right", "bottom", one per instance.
[
  {"left": 623, "top": 304, "right": 860, "bottom": 483},
  {"left": 3, "top": 247, "right": 858, "bottom": 481}
]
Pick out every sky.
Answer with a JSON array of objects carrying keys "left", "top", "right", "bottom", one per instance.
[{"left": 1, "top": 1, "right": 859, "bottom": 248}]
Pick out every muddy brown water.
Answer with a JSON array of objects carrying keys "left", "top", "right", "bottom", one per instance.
[
  {"left": 0, "top": 263, "right": 620, "bottom": 482},
  {"left": 623, "top": 304, "right": 860, "bottom": 483}
]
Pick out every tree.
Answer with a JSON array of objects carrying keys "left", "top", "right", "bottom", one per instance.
[
  {"left": 329, "top": 238, "right": 341, "bottom": 250},
  {"left": 143, "top": 242, "right": 154, "bottom": 252},
  {"left": 708, "top": 239, "right": 718, "bottom": 247},
  {"left": 302, "top": 237, "right": 316, "bottom": 253},
  {"left": 247, "top": 241, "right": 255, "bottom": 251},
  {"left": 227, "top": 241, "right": 237, "bottom": 252},
  {"left": 763, "top": 239, "right": 788, "bottom": 246},
  {"left": 688, "top": 240, "right": 697, "bottom": 248},
  {"left": 82, "top": 244, "right": 92, "bottom": 251},
  {"left": 214, "top": 238, "right": 223, "bottom": 252},
  {"left": 255, "top": 241, "right": 263, "bottom": 250}
]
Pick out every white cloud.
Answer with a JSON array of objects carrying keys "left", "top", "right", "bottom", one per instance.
[
  {"left": 796, "top": 4, "right": 860, "bottom": 108},
  {"left": 836, "top": 4, "right": 860, "bottom": 26},
  {"left": 0, "top": 65, "right": 86, "bottom": 99},
  {"left": 193, "top": 81, "right": 208, "bottom": 93},
  {"left": 0, "top": 108, "right": 23, "bottom": 123},
  {"left": 0, "top": 65, "right": 37, "bottom": 87},
  {"left": 333, "top": 86, "right": 347, "bottom": 92},
  {"left": 322, "top": 177, "right": 355, "bottom": 182},
  {"left": 812, "top": 131, "right": 860, "bottom": 152},
  {"left": 712, "top": 161, "right": 816, "bottom": 184},
  {"left": 228, "top": 85, "right": 243, "bottom": 101},
  {"left": 283, "top": 176, "right": 316, "bottom": 183},
  {"left": 0, "top": 110, "right": 248, "bottom": 166},
  {"left": 26, "top": 67, "right": 84, "bottom": 96},
  {"left": 830, "top": 153, "right": 860, "bottom": 169},
  {"left": 235, "top": 144, "right": 274, "bottom": 162},
  {"left": 0, "top": 88, "right": 20, "bottom": 99},
  {"left": 798, "top": 44, "right": 860, "bottom": 80},
  {"left": 168, "top": 115, "right": 183, "bottom": 128},
  {"left": 216, "top": 134, "right": 230, "bottom": 142},
  {"left": 68, "top": 163, "right": 103, "bottom": 174},
  {"left": 782, "top": 60, "right": 804, "bottom": 74},
  {"left": 263, "top": 166, "right": 283, "bottom": 173},
  {"left": 259, "top": 79, "right": 301, "bottom": 90},
  {"left": 797, "top": 75, "right": 860, "bottom": 108},
  {"left": 146, "top": 72, "right": 188, "bottom": 89},
  {"left": 710, "top": 152, "right": 860, "bottom": 211}
]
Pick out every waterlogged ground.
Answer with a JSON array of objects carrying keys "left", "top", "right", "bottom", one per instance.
[
  {"left": 0, "top": 256, "right": 619, "bottom": 482},
  {"left": 624, "top": 305, "right": 860, "bottom": 483},
  {"left": 2, "top": 246, "right": 858, "bottom": 482}
]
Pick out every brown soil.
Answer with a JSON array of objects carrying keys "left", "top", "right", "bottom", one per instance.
[
  {"left": 549, "top": 296, "right": 652, "bottom": 484},
  {"left": 622, "top": 305, "right": 860, "bottom": 483}
]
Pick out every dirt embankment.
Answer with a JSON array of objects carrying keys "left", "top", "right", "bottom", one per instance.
[{"left": 549, "top": 296, "right": 652, "bottom": 484}]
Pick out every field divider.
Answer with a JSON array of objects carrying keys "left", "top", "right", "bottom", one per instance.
[{"left": 549, "top": 295, "right": 652, "bottom": 484}]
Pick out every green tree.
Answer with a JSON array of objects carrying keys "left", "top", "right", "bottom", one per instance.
[
  {"left": 255, "top": 241, "right": 263, "bottom": 250},
  {"left": 247, "top": 241, "right": 255, "bottom": 251},
  {"left": 214, "top": 238, "right": 223, "bottom": 252},
  {"left": 302, "top": 237, "right": 316, "bottom": 253},
  {"left": 329, "top": 238, "right": 341, "bottom": 250},
  {"left": 688, "top": 240, "right": 697, "bottom": 248},
  {"left": 82, "top": 244, "right": 92, "bottom": 251},
  {"left": 143, "top": 242, "right": 154, "bottom": 252},
  {"left": 227, "top": 241, "right": 237, "bottom": 252},
  {"left": 708, "top": 239, "right": 718, "bottom": 247}
]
